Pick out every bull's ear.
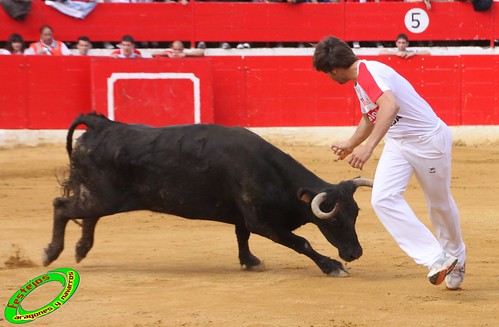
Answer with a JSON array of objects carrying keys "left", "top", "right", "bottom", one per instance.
[{"left": 298, "top": 188, "right": 315, "bottom": 204}]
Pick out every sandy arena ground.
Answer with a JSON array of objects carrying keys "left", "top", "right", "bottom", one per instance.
[{"left": 0, "top": 138, "right": 498, "bottom": 327}]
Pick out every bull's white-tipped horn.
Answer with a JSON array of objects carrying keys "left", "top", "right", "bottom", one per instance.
[
  {"left": 311, "top": 192, "right": 340, "bottom": 220},
  {"left": 353, "top": 177, "right": 374, "bottom": 188}
]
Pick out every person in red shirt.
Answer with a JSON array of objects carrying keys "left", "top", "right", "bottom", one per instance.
[
  {"left": 152, "top": 40, "right": 204, "bottom": 58},
  {"left": 110, "top": 35, "right": 142, "bottom": 58}
]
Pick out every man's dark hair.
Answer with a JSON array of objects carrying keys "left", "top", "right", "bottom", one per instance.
[
  {"left": 77, "top": 36, "right": 91, "bottom": 43},
  {"left": 121, "top": 35, "right": 135, "bottom": 44},
  {"left": 396, "top": 33, "right": 409, "bottom": 42},
  {"left": 313, "top": 36, "right": 358, "bottom": 73}
]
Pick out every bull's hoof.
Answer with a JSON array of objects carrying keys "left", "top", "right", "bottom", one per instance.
[
  {"left": 75, "top": 240, "right": 92, "bottom": 263},
  {"left": 42, "top": 253, "right": 50, "bottom": 267},
  {"left": 327, "top": 264, "right": 351, "bottom": 277},
  {"left": 42, "top": 245, "right": 62, "bottom": 267},
  {"left": 241, "top": 261, "right": 266, "bottom": 272}
]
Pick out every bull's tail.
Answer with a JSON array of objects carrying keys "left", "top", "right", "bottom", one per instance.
[{"left": 66, "top": 112, "right": 110, "bottom": 157}]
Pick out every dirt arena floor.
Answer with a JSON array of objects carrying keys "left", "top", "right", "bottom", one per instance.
[{"left": 0, "top": 138, "right": 498, "bottom": 327}]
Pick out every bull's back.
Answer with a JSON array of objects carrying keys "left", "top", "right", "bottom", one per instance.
[
  {"left": 75, "top": 122, "right": 267, "bottom": 171},
  {"left": 70, "top": 122, "right": 281, "bottom": 216}
]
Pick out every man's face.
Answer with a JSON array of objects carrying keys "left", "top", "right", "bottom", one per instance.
[
  {"left": 41, "top": 29, "right": 53, "bottom": 45},
  {"left": 327, "top": 69, "right": 349, "bottom": 85},
  {"left": 395, "top": 38, "right": 408, "bottom": 51},
  {"left": 121, "top": 41, "right": 134, "bottom": 55},
  {"left": 171, "top": 42, "right": 184, "bottom": 56},
  {"left": 77, "top": 40, "right": 91, "bottom": 55}
]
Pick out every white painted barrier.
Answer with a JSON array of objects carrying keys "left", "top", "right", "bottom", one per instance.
[{"left": 1, "top": 126, "right": 498, "bottom": 149}]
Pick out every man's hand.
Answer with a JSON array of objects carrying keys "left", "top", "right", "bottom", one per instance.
[
  {"left": 331, "top": 143, "right": 353, "bottom": 161},
  {"left": 347, "top": 145, "right": 373, "bottom": 170}
]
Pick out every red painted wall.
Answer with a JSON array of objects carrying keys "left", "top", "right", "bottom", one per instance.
[
  {"left": 0, "top": 2, "right": 497, "bottom": 45},
  {"left": 1, "top": 55, "right": 498, "bottom": 129}
]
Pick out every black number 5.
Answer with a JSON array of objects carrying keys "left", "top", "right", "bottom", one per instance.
[{"left": 411, "top": 12, "right": 421, "bottom": 28}]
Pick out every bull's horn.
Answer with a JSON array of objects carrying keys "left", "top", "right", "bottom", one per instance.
[
  {"left": 353, "top": 178, "right": 374, "bottom": 188},
  {"left": 311, "top": 192, "right": 340, "bottom": 220}
]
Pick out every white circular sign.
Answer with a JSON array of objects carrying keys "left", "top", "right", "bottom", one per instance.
[{"left": 404, "top": 8, "right": 429, "bottom": 34}]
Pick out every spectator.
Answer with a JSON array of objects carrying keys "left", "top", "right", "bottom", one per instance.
[
  {"left": 152, "top": 40, "right": 205, "bottom": 58},
  {"left": 110, "top": 35, "right": 142, "bottom": 58},
  {"left": 44, "top": 0, "right": 98, "bottom": 19},
  {"left": 24, "top": 25, "right": 72, "bottom": 55},
  {"left": 455, "top": 0, "right": 493, "bottom": 12},
  {"left": 104, "top": 0, "right": 153, "bottom": 2},
  {"left": 0, "top": 33, "right": 26, "bottom": 55},
  {"left": 313, "top": 36, "right": 465, "bottom": 290},
  {"left": 76, "top": 36, "right": 92, "bottom": 56},
  {"left": 0, "top": 0, "right": 32, "bottom": 21},
  {"left": 379, "top": 33, "right": 430, "bottom": 59}
]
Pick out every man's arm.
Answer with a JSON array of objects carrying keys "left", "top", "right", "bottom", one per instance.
[
  {"left": 345, "top": 90, "right": 399, "bottom": 170},
  {"left": 364, "top": 90, "right": 399, "bottom": 152},
  {"left": 184, "top": 48, "right": 205, "bottom": 57},
  {"left": 331, "top": 114, "right": 374, "bottom": 160}
]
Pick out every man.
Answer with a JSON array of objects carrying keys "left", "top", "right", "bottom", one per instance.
[
  {"left": 152, "top": 40, "right": 205, "bottom": 58},
  {"left": 379, "top": 33, "right": 430, "bottom": 59},
  {"left": 110, "top": 35, "right": 142, "bottom": 58},
  {"left": 76, "top": 36, "right": 92, "bottom": 56},
  {"left": 25, "top": 25, "right": 72, "bottom": 56},
  {"left": 313, "top": 36, "right": 466, "bottom": 289}
]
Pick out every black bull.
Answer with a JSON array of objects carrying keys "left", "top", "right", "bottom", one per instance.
[{"left": 43, "top": 113, "right": 373, "bottom": 276}]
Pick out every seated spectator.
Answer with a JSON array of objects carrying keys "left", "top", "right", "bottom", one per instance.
[
  {"left": 76, "top": 36, "right": 92, "bottom": 56},
  {"left": 152, "top": 40, "right": 204, "bottom": 58},
  {"left": 110, "top": 35, "right": 142, "bottom": 58},
  {"left": 379, "top": 33, "right": 430, "bottom": 59},
  {"left": 24, "top": 25, "right": 72, "bottom": 55},
  {"left": 0, "top": 33, "right": 26, "bottom": 55}
]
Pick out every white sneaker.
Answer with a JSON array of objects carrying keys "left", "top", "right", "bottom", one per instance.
[
  {"left": 445, "top": 264, "right": 465, "bottom": 290},
  {"left": 427, "top": 254, "right": 458, "bottom": 285}
]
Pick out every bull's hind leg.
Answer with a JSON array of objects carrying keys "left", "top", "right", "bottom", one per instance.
[
  {"left": 43, "top": 195, "right": 115, "bottom": 266},
  {"left": 235, "top": 224, "right": 263, "bottom": 271},
  {"left": 75, "top": 217, "right": 100, "bottom": 263},
  {"left": 43, "top": 197, "right": 73, "bottom": 266}
]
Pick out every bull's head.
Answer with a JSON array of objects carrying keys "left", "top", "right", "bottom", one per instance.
[{"left": 299, "top": 177, "right": 373, "bottom": 262}]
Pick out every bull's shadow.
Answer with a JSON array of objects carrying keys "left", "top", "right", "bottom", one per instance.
[{"left": 44, "top": 113, "right": 373, "bottom": 277}]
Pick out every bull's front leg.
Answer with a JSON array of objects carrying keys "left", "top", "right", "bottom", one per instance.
[
  {"left": 235, "top": 224, "right": 263, "bottom": 271},
  {"left": 249, "top": 224, "right": 349, "bottom": 277},
  {"left": 43, "top": 197, "right": 71, "bottom": 266}
]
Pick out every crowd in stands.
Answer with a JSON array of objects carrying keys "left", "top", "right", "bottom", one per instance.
[
  {"left": 2, "top": 24, "right": 496, "bottom": 57},
  {"left": 0, "top": 25, "right": 206, "bottom": 57},
  {"left": 0, "top": 0, "right": 494, "bottom": 54}
]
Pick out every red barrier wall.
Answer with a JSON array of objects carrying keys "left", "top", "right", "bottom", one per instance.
[
  {"left": 0, "top": 2, "right": 497, "bottom": 45},
  {"left": 1, "top": 54, "right": 498, "bottom": 129}
]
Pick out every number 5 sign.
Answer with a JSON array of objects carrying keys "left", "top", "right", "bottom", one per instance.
[{"left": 404, "top": 8, "right": 430, "bottom": 34}]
